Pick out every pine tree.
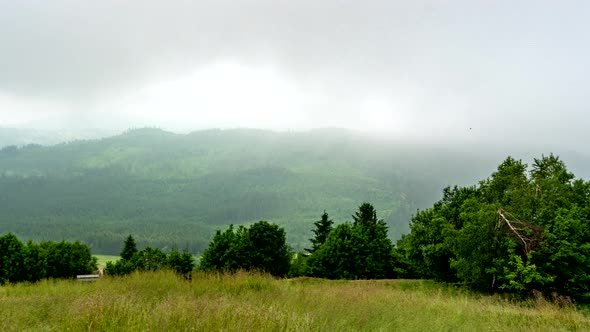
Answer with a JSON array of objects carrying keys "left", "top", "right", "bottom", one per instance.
[
  {"left": 120, "top": 235, "right": 138, "bottom": 261},
  {"left": 306, "top": 211, "right": 334, "bottom": 254},
  {"left": 352, "top": 202, "right": 379, "bottom": 227},
  {"left": 308, "top": 204, "right": 394, "bottom": 279}
]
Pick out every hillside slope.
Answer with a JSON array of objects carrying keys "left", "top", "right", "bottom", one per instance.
[{"left": 0, "top": 128, "right": 500, "bottom": 254}]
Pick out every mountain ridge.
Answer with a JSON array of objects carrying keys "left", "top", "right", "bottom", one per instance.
[{"left": 1, "top": 127, "right": 585, "bottom": 254}]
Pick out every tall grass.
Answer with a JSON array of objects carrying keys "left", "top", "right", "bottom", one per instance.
[{"left": 0, "top": 271, "right": 588, "bottom": 331}]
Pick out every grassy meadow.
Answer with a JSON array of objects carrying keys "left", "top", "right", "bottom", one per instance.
[{"left": 1, "top": 271, "right": 589, "bottom": 331}]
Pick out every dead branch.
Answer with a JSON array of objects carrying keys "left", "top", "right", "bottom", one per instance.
[{"left": 497, "top": 209, "right": 543, "bottom": 255}]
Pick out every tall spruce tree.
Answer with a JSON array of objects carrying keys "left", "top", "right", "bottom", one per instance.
[
  {"left": 352, "top": 202, "right": 379, "bottom": 228},
  {"left": 306, "top": 211, "right": 334, "bottom": 254},
  {"left": 120, "top": 235, "right": 138, "bottom": 261}
]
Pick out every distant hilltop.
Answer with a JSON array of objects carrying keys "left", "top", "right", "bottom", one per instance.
[{"left": 0, "top": 127, "right": 117, "bottom": 148}]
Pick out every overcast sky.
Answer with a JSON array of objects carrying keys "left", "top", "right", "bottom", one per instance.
[{"left": 1, "top": 1, "right": 589, "bottom": 150}]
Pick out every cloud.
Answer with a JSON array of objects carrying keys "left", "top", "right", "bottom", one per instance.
[
  {"left": 0, "top": 92, "right": 70, "bottom": 127},
  {"left": 100, "top": 61, "right": 309, "bottom": 130},
  {"left": 0, "top": 1, "right": 589, "bottom": 149}
]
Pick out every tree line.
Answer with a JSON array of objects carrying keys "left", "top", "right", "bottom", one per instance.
[
  {"left": 0, "top": 233, "right": 97, "bottom": 284},
  {"left": 105, "top": 235, "right": 194, "bottom": 279},
  {"left": 197, "top": 154, "right": 590, "bottom": 305},
  {"left": 2, "top": 154, "right": 588, "bottom": 305},
  {"left": 197, "top": 202, "right": 400, "bottom": 280}
]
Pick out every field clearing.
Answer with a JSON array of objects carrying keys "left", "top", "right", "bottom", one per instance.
[
  {"left": 0, "top": 271, "right": 589, "bottom": 331},
  {"left": 93, "top": 255, "right": 120, "bottom": 268}
]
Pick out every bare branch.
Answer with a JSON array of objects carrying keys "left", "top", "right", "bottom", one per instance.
[
  {"left": 498, "top": 209, "right": 530, "bottom": 253},
  {"left": 497, "top": 209, "right": 544, "bottom": 255}
]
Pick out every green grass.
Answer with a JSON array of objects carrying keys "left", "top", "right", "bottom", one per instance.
[
  {"left": 93, "top": 255, "right": 120, "bottom": 268},
  {"left": 1, "top": 271, "right": 589, "bottom": 331}
]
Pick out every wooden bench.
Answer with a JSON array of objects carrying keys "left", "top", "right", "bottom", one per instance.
[{"left": 76, "top": 274, "right": 100, "bottom": 281}]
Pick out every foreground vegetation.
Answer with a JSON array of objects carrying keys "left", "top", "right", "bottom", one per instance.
[
  {"left": 0, "top": 234, "right": 97, "bottom": 284},
  {"left": 199, "top": 154, "right": 590, "bottom": 304},
  {"left": 0, "top": 271, "right": 588, "bottom": 331},
  {"left": 396, "top": 154, "right": 590, "bottom": 304}
]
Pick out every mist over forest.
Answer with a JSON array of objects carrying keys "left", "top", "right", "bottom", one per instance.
[
  {"left": 0, "top": 126, "right": 588, "bottom": 256},
  {"left": 2, "top": 0, "right": 590, "bottom": 286},
  {"left": 3, "top": 3, "right": 590, "bottom": 326},
  {"left": 0, "top": 127, "right": 499, "bottom": 253}
]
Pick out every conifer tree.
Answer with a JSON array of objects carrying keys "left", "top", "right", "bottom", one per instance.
[
  {"left": 306, "top": 211, "right": 334, "bottom": 254},
  {"left": 308, "top": 203, "right": 394, "bottom": 279},
  {"left": 120, "top": 235, "right": 138, "bottom": 261}
]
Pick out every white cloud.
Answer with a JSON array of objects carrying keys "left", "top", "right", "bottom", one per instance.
[
  {"left": 0, "top": 1, "right": 589, "bottom": 150},
  {"left": 0, "top": 92, "right": 70, "bottom": 127},
  {"left": 99, "top": 61, "right": 308, "bottom": 131},
  {"left": 360, "top": 98, "right": 409, "bottom": 135}
]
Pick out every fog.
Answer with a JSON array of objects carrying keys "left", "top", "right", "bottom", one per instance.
[{"left": 1, "top": 1, "right": 589, "bottom": 152}]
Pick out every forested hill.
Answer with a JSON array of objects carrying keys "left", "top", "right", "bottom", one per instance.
[{"left": 0, "top": 127, "right": 575, "bottom": 254}]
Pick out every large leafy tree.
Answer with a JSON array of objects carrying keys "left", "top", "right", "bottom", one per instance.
[
  {"left": 0, "top": 233, "right": 25, "bottom": 284},
  {"left": 243, "top": 221, "right": 291, "bottom": 276},
  {"left": 307, "top": 223, "right": 356, "bottom": 279},
  {"left": 396, "top": 197, "right": 461, "bottom": 282},
  {"left": 399, "top": 155, "right": 590, "bottom": 303},
  {"left": 167, "top": 249, "right": 195, "bottom": 278},
  {"left": 42, "top": 241, "right": 97, "bottom": 279},
  {"left": 200, "top": 221, "right": 291, "bottom": 276},
  {"left": 131, "top": 246, "right": 168, "bottom": 272},
  {"left": 105, "top": 259, "right": 134, "bottom": 276},
  {"left": 199, "top": 225, "right": 242, "bottom": 272},
  {"left": 22, "top": 241, "right": 46, "bottom": 283}
]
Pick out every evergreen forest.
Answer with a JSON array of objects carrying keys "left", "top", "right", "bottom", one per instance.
[{"left": 0, "top": 127, "right": 504, "bottom": 254}]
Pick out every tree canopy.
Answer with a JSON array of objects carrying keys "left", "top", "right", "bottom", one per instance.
[
  {"left": 397, "top": 154, "right": 590, "bottom": 303},
  {"left": 306, "top": 203, "right": 394, "bottom": 279},
  {"left": 0, "top": 233, "right": 97, "bottom": 284},
  {"left": 200, "top": 221, "right": 291, "bottom": 276},
  {"left": 120, "top": 235, "right": 138, "bottom": 261},
  {"left": 306, "top": 211, "right": 333, "bottom": 254},
  {"left": 105, "top": 238, "right": 194, "bottom": 278}
]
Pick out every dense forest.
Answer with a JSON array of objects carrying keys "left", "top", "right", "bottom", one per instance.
[
  {"left": 0, "top": 127, "right": 504, "bottom": 254},
  {"left": 199, "top": 155, "right": 590, "bottom": 304}
]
